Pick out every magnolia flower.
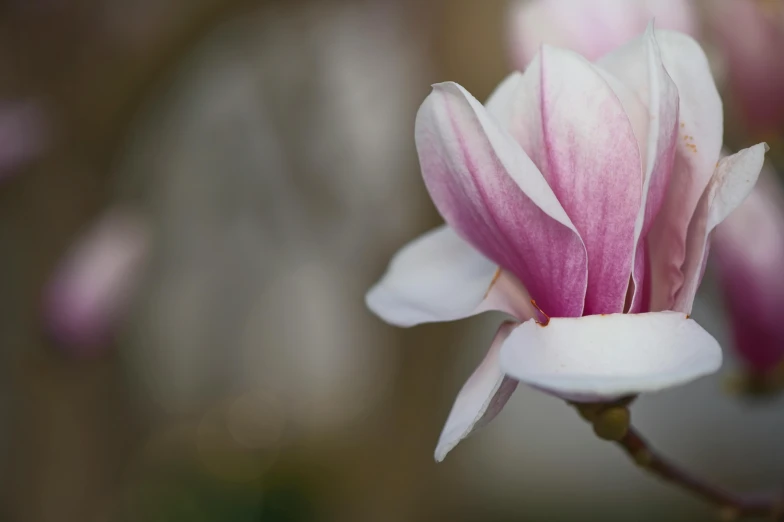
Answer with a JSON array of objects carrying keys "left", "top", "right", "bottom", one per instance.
[
  {"left": 366, "top": 27, "right": 767, "bottom": 461},
  {"left": 45, "top": 207, "right": 150, "bottom": 355},
  {"left": 712, "top": 169, "right": 784, "bottom": 375},
  {"left": 509, "top": 0, "right": 696, "bottom": 68},
  {"left": 710, "top": 0, "right": 784, "bottom": 134}
]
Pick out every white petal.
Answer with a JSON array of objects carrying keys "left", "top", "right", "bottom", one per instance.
[
  {"left": 674, "top": 142, "right": 768, "bottom": 312},
  {"left": 598, "top": 25, "right": 680, "bottom": 312},
  {"left": 645, "top": 30, "right": 724, "bottom": 311},
  {"left": 484, "top": 71, "right": 524, "bottom": 125},
  {"left": 704, "top": 145, "right": 769, "bottom": 233},
  {"left": 499, "top": 312, "right": 721, "bottom": 400},
  {"left": 366, "top": 226, "right": 532, "bottom": 327},
  {"left": 435, "top": 321, "right": 518, "bottom": 462}
]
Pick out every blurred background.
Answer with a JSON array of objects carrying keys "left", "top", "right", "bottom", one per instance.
[{"left": 0, "top": 0, "right": 783, "bottom": 520}]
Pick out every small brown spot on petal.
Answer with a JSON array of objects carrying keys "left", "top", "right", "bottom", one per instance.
[
  {"left": 531, "top": 300, "right": 550, "bottom": 326},
  {"left": 483, "top": 267, "right": 502, "bottom": 299}
]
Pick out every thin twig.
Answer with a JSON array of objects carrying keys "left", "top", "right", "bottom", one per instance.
[
  {"left": 616, "top": 426, "right": 782, "bottom": 520},
  {"left": 572, "top": 401, "right": 782, "bottom": 520}
]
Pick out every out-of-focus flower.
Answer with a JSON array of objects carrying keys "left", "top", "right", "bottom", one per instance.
[
  {"left": 0, "top": 100, "right": 47, "bottom": 179},
  {"left": 712, "top": 169, "right": 784, "bottom": 375},
  {"left": 366, "top": 27, "right": 767, "bottom": 461},
  {"left": 44, "top": 207, "right": 150, "bottom": 355},
  {"left": 508, "top": 0, "right": 696, "bottom": 68},
  {"left": 710, "top": 0, "right": 784, "bottom": 135}
]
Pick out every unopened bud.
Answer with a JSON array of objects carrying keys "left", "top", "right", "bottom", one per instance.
[
  {"left": 592, "top": 406, "right": 630, "bottom": 441},
  {"left": 574, "top": 403, "right": 603, "bottom": 422}
]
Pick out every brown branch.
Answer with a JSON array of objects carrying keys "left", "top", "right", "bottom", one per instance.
[
  {"left": 572, "top": 401, "right": 783, "bottom": 520},
  {"left": 617, "top": 427, "right": 782, "bottom": 520}
]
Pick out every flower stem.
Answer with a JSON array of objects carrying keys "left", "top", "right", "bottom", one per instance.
[
  {"left": 571, "top": 401, "right": 782, "bottom": 519},
  {"left": 616, "top": 427, "right": 782, "bottom": 520}
]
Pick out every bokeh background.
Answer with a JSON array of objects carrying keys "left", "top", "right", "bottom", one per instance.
[{"left": 0, "top": 1, "right": 783, "bottom": 521}]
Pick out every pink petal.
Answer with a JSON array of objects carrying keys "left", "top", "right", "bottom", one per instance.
[
  {"left": 489, "top": 69, "right": 648, "bottom": 321},
  {"left": 598, "top": 26, "right": 680, "bottom": 312},
  {"left": 484, "top": 72, "right": 524, "bottom": 125},
  {"left": 507, "top": 0, "right": 698, "bottom": 69},
  {"left": 642, "top": 0, "right": 699, "bottom": 37},
  {"left": 675, "top": 143, "right": 768, "bottom": 313},
  {"left": 435, "top": 321, "right": 518, "bottom": 462},
  {"left": 489, "top": 70, "right": 646, "bottom": 315},
  {"left": 712, "top": 171, "right": 784, "bottom": 372},
  {"left": 44, "top": 207, "right": 150, "bottom": 354},
  {"left": 506, "top": 47, "right": 641, "bottom": 315},
  {"left": 642, "top": 31, "right": 723, "bottom": 311},
  {"left": 366, "top": 225, "right": 533, "bottom": 326},
  {"left": 499, "top": 312, "right": 721, "bottom": 401},
  {"left": 489, "top": 69, "right": 649, "bottom": 185},
  {"left": 415, "top": 82, "right": 587, "bottom": 318}
]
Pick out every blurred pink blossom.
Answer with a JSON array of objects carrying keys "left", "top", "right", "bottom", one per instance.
[
  {"left": 508, "top": 0, "right": 697, "bottom": 68},
  {"left": 712, "top": 169, "right": 784, "bottom": 374},
  {"left": 0, "top": 101, "right": 47, "bottom": 179},
  {"left": 44, "top": 207, "right": 150, "bottom": 355},
  {"left": 711, "top": 0, "right": 784, "bottom": 135}
]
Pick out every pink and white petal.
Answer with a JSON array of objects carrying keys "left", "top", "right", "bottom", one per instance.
[
  {"left": 485, "top": 71, "right": 524, "bottom": 124},
  {"left": 416, "top": 82, "right": 587, "bottom": 318},
  {"left": 674, "top": 143, "right": 768, "bottom": 313},
  {"left": 487, "top": 68, "right": 647, "bottom": 162},
  {"left": 499, "top": 312, "right": 721, "bottom": 401},
  {"left": 478, "top": 269, "right": 535, "bottom": 319},
  {"left": 435, "top": 321, "right": 518, "bottom": 462},
  {"left": 594, "top": 67, "right": 650, "bottom": 313},
  {"left": 508, "top": 0, "right": 697, "bottom": 70},
  {"left": 507, "top": 47, "right": 641, "bottom": 315},
  {"left": 508, "top": 0, "right": 575, "bottom": 69},
  {"left": 366, "top": 226, "right": 532, "bottom": 327},
  {"left": 643, "top": 30, "right": 723, "bottom": 311},
  {"left": 594, "top": 68, "right": 649, "bottom": 167},
  {"left": 599, "top": 25, "right": 680, "bottom": 312},
  {"left": 598, "top": 25, "right": 680, "bottom": 236},
  {"left": 656, "top": 30, "right": 723, "bottom": 202},
  {"left": 509, "top": 0, "right": 649, "bottom": 68}
]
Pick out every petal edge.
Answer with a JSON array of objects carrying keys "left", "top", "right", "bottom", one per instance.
[
  {"left": 499, "top": 312, "right": 722, "bottom": 401},
  {"left": 435, "top": 321, "right": 518, "bottom": 462}
]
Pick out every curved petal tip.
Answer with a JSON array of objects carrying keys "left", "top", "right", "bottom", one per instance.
[
  {"left": 365, "top": 226, "right": 498, "bottom": 327},
  {"left": 435, "top": 321, "right": 518, "bottom": 462}
]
